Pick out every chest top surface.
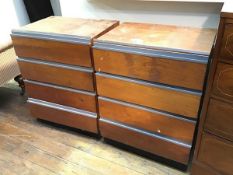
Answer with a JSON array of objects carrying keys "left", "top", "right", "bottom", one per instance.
[
  {"left": 95, "top": 22, "right": 217, "bottom": 55},
  {"left": 13, "top": 16, "right": 118, "bottom": 39}
]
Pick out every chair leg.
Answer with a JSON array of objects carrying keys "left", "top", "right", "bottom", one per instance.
[{"left": 14, "top": 75, "right": 25, "bottom": 95}]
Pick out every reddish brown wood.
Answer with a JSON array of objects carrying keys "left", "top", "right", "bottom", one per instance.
[
  {"left": 18, "top": 60, "right": 94, "bottom": 91},
  {"left": 25, "top": 81, "right": 97, "bottom": 113},
  {"left": 219, "top": 22, "right": 233, "bottom": 64},
  {"left": 212, "top": 63, "right": 233, "bottom": 101},
  {"left": 96, "top": 22, "right": 216, "bottom": 55},
  {"left": 29, "top": 103, "right": 98, "bottom": 133},
  {"left": 205, "top": 98, "right": 233, "bottom": 141},
  {"left": 99, "top": 119, "right": 191, "bottom": 164},
  {"left": 197, "top": 133, "right": 233, "bottom": 175},
  {"left": 96, "top": 73, "right": 201, "bottom": 118},
  {"left": 12, "top": 36, "right": 92, "bottom": 67},
  {"left": 191, "top": 16, "right": 233, "bottom": 175},
  {"left": 93, "top": 48, "right": 206, "bottom": 90},
  {"left": 191, "top": 161, "right": 220, "bottom": 175},
  {"left": 98, "top": 97, "right": 195, "bottom": 144}
]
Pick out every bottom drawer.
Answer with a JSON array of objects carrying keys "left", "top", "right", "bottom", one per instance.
[
  {"left": 28, "top": 98, "right": 98, "bottom": 133},
  {"left": 197, "top": 133, "right": 233, "bottom": 175},
  {"left": 99, "top": 118, "right": 191, "bottom": 164},
  {"left": 191, "top": 161, "right": 219, "bottom": 175}
]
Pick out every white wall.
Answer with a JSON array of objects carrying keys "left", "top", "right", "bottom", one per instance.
[
  {"left": 59, "top": 0, "right": 223, "bottom": 28},
  {"left": 51, "top": 0, "right": 62, "bottom": 16},
  {"left": 0, "top": 0, "right": 29, "bottom": 44}
]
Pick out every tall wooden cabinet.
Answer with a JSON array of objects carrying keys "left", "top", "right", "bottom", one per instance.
[
  {"left": 93, "top": 22, "right": 216, "bottom": 164},
  {"left": 191, "top": 6, "right": 233, "bottom": 175},
  {"left": 11, "top": 16, "right": 119, "bottom": 133}
]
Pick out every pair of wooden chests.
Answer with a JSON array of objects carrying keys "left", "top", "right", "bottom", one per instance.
[{"left": 11, "top": 16, "right": 216, "bottom": 165}]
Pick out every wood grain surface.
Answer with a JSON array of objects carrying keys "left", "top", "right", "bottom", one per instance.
[
  {"left": 28, "top": 102, "right": 98, "bottom": 133},
  {"left": 99, "top": 118, "right": 191, "bottom": 164},
  {"left": 96, "top": 73, "right": 201, "bottom": 118},
  {"left": 197, "top": 133, "right": 233, "bottom": 175},
  {"left": 93, "top": 48, "right": 206, "bottom": 90},
  {"left": 98, "top": 97, "right": 195, "bottom": 144},
  {"left": 219, "top": 22, "right": 233, "bottom": 64},
  {"left": 96, "top": 22, "right": 216, "bottom": 55},
  {"left": 25, "top": 81, "right": 97, "bottom": 113},
  {"left": 18, "top": 59, "right": 95, "bottom": 92},
  {"left": 12, "top": 36, "right": 92, "bottom": 67},
  {"left": 205, "top": 98, "right": 233, "bottom": 141},
  {"left": 212, "top": 63, "right": 233, "bottom": 101},
  {"left": 15, "top": 16, "right": 119, "bottom": 39}
]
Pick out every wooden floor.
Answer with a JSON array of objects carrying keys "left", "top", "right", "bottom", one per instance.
[{"left": 0, "top": 81, "right": 190, "bottom": 175}]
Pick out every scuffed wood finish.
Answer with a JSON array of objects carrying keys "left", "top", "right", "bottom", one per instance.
[
  {"left": 12, "top": 36, "right": 92, "bottom": 67},
  {"left": 25, "top": 81, "right": 97, "bottom": 113},
  {"left": 212, "top": 63, "right": 233, "bottom": 101},
  {"left": 96, "top": 22, "right": 216, "bottom": 55},
  {"left": 18, "top": 60, "right": 94, "bottom": 92},
  {"left": 99, "top": 119, "right": 191, "bottom": 164},
  {"left": 197, "top": 133, "right": 233, "bottom": 175},
  {"left": 205, "top": 98, "right": 233, "bottom": 141},
  {"left": 96, "top": 73, "right": 201, "bottom": 118},
  {"left": 98, "top": 97, "right": 195, "bottom": 144},
  {"left": 219, "top": 22, "right": 233, "bottom": 64},
  {"left": 0, "top": 84, "right": 189, "bottom": 175},
  {"left": 191, "top": 14, "right": 233, "bottom": 175},
  {"left": 16, "top": 16, "right": 119, "bottom": 39},
  {"left": 28, "top": 102, "right": 98, "bottom": 133},
  {"left": 12, "top": 17, "right": 120, "bottom": 133},
  {"left": 191, "top": 162, "right": 219, "bottom": 175},
  {"left": 93, "top": 48, "right": 206, "bottom": 90}
]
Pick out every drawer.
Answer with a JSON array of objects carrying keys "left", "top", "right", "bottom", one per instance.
[
  {"left": 96, "top": 73, "right": 201, "bottom": 118},
  {"left": 12, "top": 36, "right": 92, "bottom": 67},
  {"left": 25, "top": 80, "right": 97, "bottom": 113},
  {"left": 212, "top": 63, "right": 233, "bottom": 101},
  {"left": 18, "top": 58, "right": 94, "bottom": 91},
  {"left": 205, "top": 98, "right": 233, "bottom": 141},
  {"left": 219, "top": 23, "right": 233, "bottom": 64},
  {"left": 99, "top": 118, "right": 191, "bottom": 164},
  {"left": 93, "top": 49, "right": 206, "bottom": 90},
  {"left": 197, "top": 133, "right": 233, "bottom": 175},
  {"left": 28, "top": 99, "right": 98, "bottom": 133},
  {"left": 98, "top": 97, "right": 195, "bottom": 144},
  {"left": 191, "top": 161, "right": 219, "bottom": 175}
]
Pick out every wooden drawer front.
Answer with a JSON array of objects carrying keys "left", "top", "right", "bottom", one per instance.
[
  {"left": 94, "top": 49, "right": 206, "bottom": 90},
  {"left": 98, "top": 97, "right": 195, "bottom": 144},
  {"left": 198, "top": 133, "right": 233, "bottom": 175},
  {"left": 25, "top": 80, "right": 97, "bottom": 113},
  {"left": 96, "top": 73, "right": 201, "bottom": 118},
  {"left": 99, "top": 119, "right": 191, "bottom": 164},
  {"left": 191, "top": 161, "right": 220, "bottom": 175},
  {"left": 12, "top": 36, "right": 92, "bottom": 67},
  {"left": 220, "top": 23, "right": 233, "bottom": 64},
  {"left": 18, "top": 58, "right": 94, "bottom": 91},
  {"left": 205, "top": 98, "right": 233, "bottom": 141},
  {"left": 212, "top": 63, "right": 233, "bottom": 101},
  {"left": 28, "top": 99, "right": 98, "bottom": 133}
]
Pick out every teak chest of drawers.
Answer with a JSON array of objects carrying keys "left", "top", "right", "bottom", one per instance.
[
  {"left": 12, "top": 17, "right": 217, "bottom": 165},
  {"left": 11, "top": 16, "right": 119, "bottom": 133},
  {"left": 93, "top": 22, "right": 216, "bottom": 164},
  {"left": 191, "top": 12, "right": 233, "bottom": 175}
]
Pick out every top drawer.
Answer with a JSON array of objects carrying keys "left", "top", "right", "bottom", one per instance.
[
  {"left": 220, "top": 22, "right": 233, "bottom": 64},
  {"left": 93, "top": 48, "right": 207, "bottom": 90},
  {"left": 11, "top": 17, "right": 119, "bottom": 67},
  {"left": 12, "top": 36, "right": 92, "bottom": 67}
]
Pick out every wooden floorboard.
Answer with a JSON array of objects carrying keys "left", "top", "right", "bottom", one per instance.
[{"left": 0, "top": 81, "right": 189, "bottom": 175}]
